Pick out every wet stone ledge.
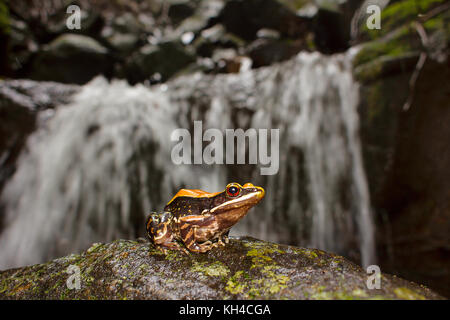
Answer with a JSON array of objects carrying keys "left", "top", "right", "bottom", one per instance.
[{"left": 0, "top": 237, "right": 444, "bottom": 300}]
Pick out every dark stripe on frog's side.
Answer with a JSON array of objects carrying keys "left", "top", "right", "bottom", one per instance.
[{"left": 164, "top": 196, "right": 218, "bottom": 216}]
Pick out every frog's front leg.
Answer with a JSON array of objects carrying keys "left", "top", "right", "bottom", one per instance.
[
  {"left": 178, "top": 214, "right": 217, "bottom": 253},
  {"left": 219, "top": 231, "right": 230, "bottom": 245},
  {"left": 146, "top": 213, "right": 188, "bottom": 254}
]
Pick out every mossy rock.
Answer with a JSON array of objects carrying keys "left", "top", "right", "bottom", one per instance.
[
  {"left": 353, "top": 0, "right": 449, "bottom": 83},
  {"left": 0, "top": 237, "right": 443, "bottom": 300},
  {"left": 361, "top": 0, "right": 447, "bottom": 40},
  {"left": 0, "top": 0, "right": 10, "bottom": 35}
]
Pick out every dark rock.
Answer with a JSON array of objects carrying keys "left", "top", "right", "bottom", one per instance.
[
  {"left": 218, "top": 0, "right": 309, "bottom": 41},
  {"left": 30, "top": 34, "right": 113, "bottom": 85},
  {"left": 365, "top": 59, "right": 450, "bottom": 299},
  {"left": 246, "top": 38, "right": 304, "bottom": 68},
  {"left": 168, "top": 0, "right": 197, "bottom": 25},
  {"left": 110, "top": 12, "right": 143, "bottom": 35},
  {"left": 0, "top": 2, "right": 10, "bottom": 76},
  {"left": 6, "top": 16, "right": 40, "bottom": 77},
  {"left": 353, "top": 0, "right": 450, "bottom": 298},
  {"left": 101, "top": 13, "right": 149, "bottom": 56},
  {"left": 312, "top": 8, "right": 350, "bottom": 53},
  {"left": 124, "top": 41, "right": 196, "bottom": 84},
  {"left": 0, "top": 237, "right": 443, "bottom": 300},
  {"left": 105, "top": 32, "right": 140, "bottom": 54},
  {"left": 193, "top": 24, "right": 245, "bottom": 57},
  {"left": 170, "top": 0, "right": 225, "bottom": 40},
  {"left": 354, "top": 51, "right": 420, "bottom": 83}
]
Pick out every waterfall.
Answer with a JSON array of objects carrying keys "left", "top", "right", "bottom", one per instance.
[{"left": 0, "top": 51, "right": 376, "bottom": 269}]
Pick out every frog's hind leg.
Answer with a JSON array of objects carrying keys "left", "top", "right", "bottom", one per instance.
[
  {"left": 178, "top": 214, "right": 218, "bottom": 253},
  {"left": 180, "top": 225, "right": 216, "bottom": 253}
]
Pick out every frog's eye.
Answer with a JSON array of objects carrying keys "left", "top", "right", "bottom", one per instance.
[{"left": 226, "top": 184, "right": 241, "bottom": 197}]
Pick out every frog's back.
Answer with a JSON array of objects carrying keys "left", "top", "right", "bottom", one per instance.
[{"left": 164, "top": 193, "right": 216, "bottom": 218}]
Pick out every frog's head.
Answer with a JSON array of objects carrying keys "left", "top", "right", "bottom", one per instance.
[{"left": 164, "top": 182, "right": 265, "bottom": 229}]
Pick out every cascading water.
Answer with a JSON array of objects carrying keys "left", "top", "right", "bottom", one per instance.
[{"left": 0, "top": 51, "right": 376, "bottom": 269}]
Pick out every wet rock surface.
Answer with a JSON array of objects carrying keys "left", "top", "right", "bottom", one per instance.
[{"left": 0, "top": 237, "right": 443, "bottom": 300}]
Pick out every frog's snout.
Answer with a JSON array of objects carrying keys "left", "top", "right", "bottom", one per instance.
[
  {"left": 243, "top": 183, "right": 265, "bottom": 199},
  {"left": 256, "top": 186, "right": 265, "bottom": 199}
]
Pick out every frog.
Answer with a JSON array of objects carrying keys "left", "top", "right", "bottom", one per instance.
[{"left": 146, "top": 182, "right": 265, "bottom": 253}]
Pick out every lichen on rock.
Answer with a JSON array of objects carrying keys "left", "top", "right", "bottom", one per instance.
[{"left": 0, "top": 237, "right": 444, "bottom": 300}]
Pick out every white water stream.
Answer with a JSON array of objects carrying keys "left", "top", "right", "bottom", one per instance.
[{"left": 0, "top": 51, "right": 376, "bottom": 269}]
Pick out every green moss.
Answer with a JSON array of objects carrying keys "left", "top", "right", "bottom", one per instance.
[
  {"left": 0, "top": 280, "right": 8, "bottom": 294},
  {"left": 0, "top": 238, "right": 443, "bottom": 300},
  {"left": 259, "top": 266, "right": 289, "bottom": 294},
  {"left": 225, "top": 266, "right": 289, "bottom": 298},
  {"left": 244, "top": 241, "right": 283, "bottom": 268},
  {"left": 310, "top": 289, "right": 354, "bottom": 300},
  {"left": 0, "top": 0, "right": 10, "bottom": 35},
  {"left": 86, "top": 242, "right": 103, "bottom": 254},
  {"left": 354, "top": 32, "right": 413, "bottom": 67},
  {"left": 277, "top": 0, "right": 311, "bottom": 11},
  {"left": 355, "top": 0, "right": 448, "bottom": 83},
  {"left": 352, "top": 288, "right": 369, "bottom": 298},
  {"left": 191, "top": 261, "right": 230, "bottom": 278},
  {"left": 303, "top": 250, "right": 318, "bottom": 259},
  {"left": 223, "top": 242, "right": 292, "bottom": 298},
  {"left": 309, "top": 285, "right": 333, "bottom": 300},
  {"left": 354, "top": 40, "right": 419, "bottom": 83},
  {"left": 291, "top": 247, "right": 322, "bottom": 260},
  {"left": 306, "top": 284, "right": 381, "bottom": 300},
  {"left": 138, "top": 263, "right": 149, "bottom": 271},
  {"left": 225, "top": 271, "right": 246, "bottom": 295},
  {"left": 164, "top": 251, "right": 184, "bottom": 261},
  {"left": 364, "top": 0, "right": 445, "bottom": 39},
  {"left": 394, "top": 287, "right": 426, "bottom": 300},
  {"left": 243, "top": 240, "right": 283, "bottom": 253}
]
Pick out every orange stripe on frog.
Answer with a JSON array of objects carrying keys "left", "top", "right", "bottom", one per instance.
[
  {"left": 166, "top": 189, "right": 222, "bottom": 205},
  {"left": 166, "top": 183, "right": 258, "bottom": 205}
]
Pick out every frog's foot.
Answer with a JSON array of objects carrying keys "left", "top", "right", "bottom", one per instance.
[
  {"left": 160, "top": 247, "right": 189, "bottom": 255},
  {"left": 156, "top": 241, "right": 189, "bottom": 255},
  {"left": 187, "top": 240, "right": 216, "bottom": 253},
  {"left": 216, "top": 237, "right": 226, "bottom": 247}
]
